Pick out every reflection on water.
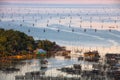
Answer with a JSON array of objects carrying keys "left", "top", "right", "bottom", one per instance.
[{"left": 0, "top": 57, "right": 83, "bottom": 80}]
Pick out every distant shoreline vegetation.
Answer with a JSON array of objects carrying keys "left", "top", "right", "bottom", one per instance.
[{"left": 0, "top": 28, "right": 63, "bottom": 58}]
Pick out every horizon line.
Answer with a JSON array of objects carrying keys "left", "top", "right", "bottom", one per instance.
[{"left": 0, "top": 0, "right": 120, "bottom": 4}]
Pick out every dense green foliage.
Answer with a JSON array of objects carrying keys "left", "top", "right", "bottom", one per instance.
[
  {"left": 0, "top": 28, "right": 56, "bottom": 57},
  {"left": 36, "top": 40, "right": 56, "bottom": 51}
]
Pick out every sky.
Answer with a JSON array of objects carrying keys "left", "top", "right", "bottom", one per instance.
[{"left": 0, "top": 0, "right": 120, "bottom": 4}]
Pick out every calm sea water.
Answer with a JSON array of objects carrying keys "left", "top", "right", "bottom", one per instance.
[
  {"left": 0, "top": 4, "right": 120, "bottom": 47},
  {"left": 0, "top": 4, "right": 120, "bottom": 80}
]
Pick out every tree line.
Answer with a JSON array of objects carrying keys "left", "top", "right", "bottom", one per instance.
[{"left": 0, "top": 28, "right": 57, "bottom": 57}]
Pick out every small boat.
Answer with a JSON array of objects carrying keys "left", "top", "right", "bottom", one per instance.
[
  {"left": 41, "top": 60, "right": 48, "bottom": 64},
  {"left": 40, "top": 59, "right": 48, "bottom": 69}
]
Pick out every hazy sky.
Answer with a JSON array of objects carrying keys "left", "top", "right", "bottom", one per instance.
[{"left": 0, "top": 0, "right": 120, "bottom": 4}]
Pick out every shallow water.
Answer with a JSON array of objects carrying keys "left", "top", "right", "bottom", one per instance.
[
  {"left": 0, "top": 58, "right": 85, "bottom": 80},
  {"left": 0, "top": 4, "right": 120, "bottom": 80},
  {"left": 0, "top": 4, "right": 120, "bottom": 47}
]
